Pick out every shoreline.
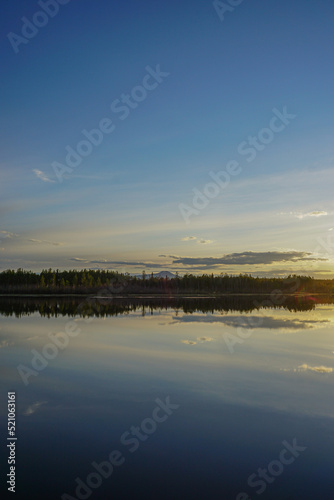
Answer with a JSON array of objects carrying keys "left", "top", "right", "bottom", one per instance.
[{"left": 0, "top": 292, "right": 331, "bottom": 298}]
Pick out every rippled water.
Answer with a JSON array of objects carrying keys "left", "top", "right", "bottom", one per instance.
[{"left": 1, "top": 296, "right": 333, "bottom": 499}]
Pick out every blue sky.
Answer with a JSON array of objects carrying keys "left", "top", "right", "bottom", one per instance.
[{"left": 1, "top": 0, "right": 333, "bottom": 276}]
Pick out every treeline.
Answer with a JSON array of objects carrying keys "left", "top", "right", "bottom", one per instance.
[{"left": 0, "top": 268, "right": 333, "bottom": 295}]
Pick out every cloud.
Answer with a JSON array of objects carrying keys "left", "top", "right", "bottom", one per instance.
[
  {"left": 197, "top": 239, "right": 214, "bottom": 245},
  {"left": 301, "top": 211, "right": 328, "bottom": 218},
  {"left": 172, "top": 315, "right": 328, "bottom": 330},
  {"left": 0, "top": 340, "right": 13, "bottom": 348},
  {"left": 181, "top": 337, "right": 213, "bottom": 344},
  {"left": 291, "top": 364, "right": 333, "bottom": 374},
  {"left": 33, "top": 169, "right": 55, "bottom": 183},
  {"left": 70, "top": 258, "right": 167, "bottom": 268},
  {"left": 171, "top": 251, "right": 326, "bottom": 268},
  {"left": 0, "top": 231, "right": 18, "bottom": 239},
  {"left": 66, "top": 250, "right": 328, "bottom": 274},
  {"left": 29, "top": 239, "right": 64, "bottom": 246},
  {"left": 181, "top": 236, "right": 197, "bottom": 241},
  {"left": 1, "top": 232, "right": 63, "bottom": 248},
  {"left": 285, "top": 210, "right": 329, "bottom": 219},
  {"left": 181, "top": 237, "right": 213, "bottom": 244},
  {"left": 23, "top": 401, "right": 47, "bottom": 416}
]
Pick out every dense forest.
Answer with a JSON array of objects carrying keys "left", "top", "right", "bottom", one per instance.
[{"left": 0, "top": 268, "right": 333, "bottom": 295}]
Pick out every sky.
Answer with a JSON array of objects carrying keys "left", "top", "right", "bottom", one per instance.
[{"left": 1, "top": 0, "right": 334, "bottom": 277}]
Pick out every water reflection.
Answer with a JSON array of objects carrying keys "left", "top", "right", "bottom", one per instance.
[
  {"left": 0, "top": 297, "right": 333, "bottom": 499},
  {"left": 0, "top": 293, "right": 333, "bottom": 318}
]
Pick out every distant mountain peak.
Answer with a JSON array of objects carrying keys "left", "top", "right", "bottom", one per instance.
[{"left": 154, "top": 271, "right": 176, "bottom": 279}]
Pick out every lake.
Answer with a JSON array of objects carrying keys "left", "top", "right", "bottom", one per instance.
[{"left": 0, "top": 295, "right": 333, "bottom": 499}]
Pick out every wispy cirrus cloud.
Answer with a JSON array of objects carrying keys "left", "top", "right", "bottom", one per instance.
[
  {"left": 0, "top": 340, "right": 14, "bottom": 349},
  {"left": 1, "top": 231, "right": 63, "bottom": 247},
  {"left": 23, "top": 401, "right": 48, "bottom": 416},
  {"left": 282, "top": 210, "right": 329, "bottom": 219},
  {"left": 69, "top": 258, "right": 167, "bottom": 268},
  {"left": 181, "top": 236, "right": 214, "bottom": 245},
  {"left": 33, "top": 169, "right": 55, "bottom": 183},
  {"left": 29, "top": 239, "right": 64, "bottom": 246},
  {"left": 0, "top": 231, "right": 19, "bottom": 239}
]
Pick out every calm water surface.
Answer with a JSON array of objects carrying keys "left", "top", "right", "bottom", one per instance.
[{"left": 0, "top": 296, "right": 333, "bottom": 499}]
